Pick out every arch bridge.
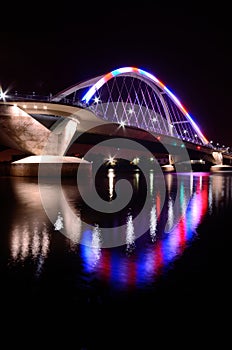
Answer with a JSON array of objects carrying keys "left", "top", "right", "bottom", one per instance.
[{"left": 0, "top": 66, "right": 231, "bottom": 169}]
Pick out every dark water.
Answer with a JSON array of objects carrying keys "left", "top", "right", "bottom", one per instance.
[{"left": 1, "top": 170, "right": 232, "bottom": 347}]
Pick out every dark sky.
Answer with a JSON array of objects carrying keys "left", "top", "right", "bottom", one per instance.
[{"left": 0, "top": 4, "right": 231, "bottom": 147}]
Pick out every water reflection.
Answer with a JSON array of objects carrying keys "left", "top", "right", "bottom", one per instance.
[
  {"left": 126, "top": 214, "right": 136, "bottom": 253},
  {"left": 108, "top": 168, "right": 115, "bottom": 200},
  {"left": 81, "top": 224, "right": 102, "bottom": 272},
  {"left": 11, "top": 221, "right": 50, "bottom": 276},
  {"left": 2, "top": 172, "right": 232, "bottom": 291},
  {"left": 90, "top": 173, "right": 211, "bottom": 289},
  {"left": 150, "top": 204, "right": 157, "bottom": 242},
  {"left": 209, "top": 173, "right": 232, "bottom": 211},
  {"left": 5, "top": 178, "right": 51, "bottom": 277},
  {"left": 54, "top": 212, "right": 64, "bottom": 231},
  {"left": 92, "top": 224, "right": 102, "bottom": 262}
]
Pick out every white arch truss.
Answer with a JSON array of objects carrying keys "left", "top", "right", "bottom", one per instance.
[{"left": 52, "top": 67, "right": 209, "bottom": 145}]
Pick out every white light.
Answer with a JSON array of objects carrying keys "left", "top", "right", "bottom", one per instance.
[
  {"left": 183, "top": 130, "right": 187, "bottom": 134},
  {"left": 195, "top": 134, "right": 198, "bottom": 137},
  {"left": 23, "top": 104, "right": 27, "bottom": 108},
  {"left": 120, "top": 121, "right": 125, "bottom": 127},
  {"left": 126, "top": 215, "right": 135, "bottom": 250},
  {"left": 132, "top": 157, "right": 140, "bottom": 165},
  {"left": 0, "top": 91, "right": 7, "bottom": 100},
  {"left": 128, "top": 108, "right": 134, "bottom": 114},
  {"left": 93, "top": 96, "right": 101, "bottom": 104},
  {"left": 108, "top": 169, "right": 115, "bottom": 200},
  {"left": 153, "top": 118, "right": 157, "bottom": 122},
  {"left": 13, "top": 103, "right": 17, "bottom": 107},
  {"left": 43, "top": 106, "right": 47, "bottom": 109},
  {"left": 54, "top": 212, "right": 64, "bottom": 231},
  {"left": 150, "top": 204, "right": 157, "bottom": 241},
  {"left": 34, "top": 105, "right": 37, "bottom": 109},
  {"left": 108, "top": 156, "right": 115, "bottom": 164}
]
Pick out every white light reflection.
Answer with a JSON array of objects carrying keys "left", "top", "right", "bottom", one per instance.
[
  {"left": 150, "top": 204, "right": 157, "bottom": 242},
  {"left": 225, "top": 176, "right": 232, "bottom": 206},
  {"left": 54, "top": 211, "right": 64, "bottom": 230},
  {"left": 180, "top": 181, "right": 187, "bottom": 216},
  {"left": 11, "top": 225, "right": 21, "bottom": 260},
  {"left": 10, "top": 221, "right": 50, "bottom": 276},
  {"left": 165, "top": 173, "right": 172, "bottom": 195},
  {"left": 126, "top": 215, "right": 136, "bottom": 253},
  {"left": 38, "top": 178, "right": 83, "bottom": 245},
  {"left": 149, "top": 171, "right": 154, "bottom": 196},
  {"left": 166, "top": 197, "right": 174, "bottom": 233},
  {"left": 108, "top": 169, "right": 115, "bottom": 200},
  {"left": 91, "top": 224, "right": 102, "bottom": 264},
  {"left": 199, "top": 175, "right": 202, "bottom": 191},
  {"left": 21, "top": 224, "right": 30, "bottom": 260},
  {"left": 32, "top": 225, "right": 40, "bottom": 258},
  {"left": 134, "top": 172, "right": 140, "bottom": 191},
  {"left": 80, "top": 225, "right": 102, "bottom": 272},
  {"left": 210, "top": 174, "right": 227, "bottom": 213},
  {"left": 41, "top": 226, "right": 50, "bottom": 258},
  {"left": 190, "top": 173, "right": 193, "bottom": 196},
  {"left": 208, "top": 176, "right": 213, "bottom": 215},
  {"left": 68, "top": 212, "right": 82, "bottom": 250},
  {"left": 35, "top": 226, "right": 50, "bottom": 277}
]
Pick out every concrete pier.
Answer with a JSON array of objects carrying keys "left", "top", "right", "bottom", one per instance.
[
  {"left": 210, "top": 164, "right": 232, "bottom": 173},
  {"left": 9, "top": 155, "right": 92, "bottom": 178},
  {"left": 161, "top": 164, "right": 175, "bottom": 172}
]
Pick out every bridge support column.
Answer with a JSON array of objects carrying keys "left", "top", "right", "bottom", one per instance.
[
  {"left": 9, "top": 117, "right": 92, "bottom": 177},
  {"left": 210, "top": 151, "right": 232, "bottom": 172},
  {"left": 212, "top": 152, "right": 223, "bottom": 166},
  {"left": 46, "top": 118, "right": 79, "bottom": 156},
  {"left": 161, "top": 154, "right": 175, "bottom": 172}
]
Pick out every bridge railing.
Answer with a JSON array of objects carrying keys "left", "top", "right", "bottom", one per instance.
[
  {"left": 1, "top": 93, "right": 87, "bottom": 108},
  {"left": 3, "top": 93, "right": 51, "bottom": 102}
]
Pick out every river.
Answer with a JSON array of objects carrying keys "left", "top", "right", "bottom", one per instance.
[{"left": 0, "top": 170, "right": 231, "bottom": 348}]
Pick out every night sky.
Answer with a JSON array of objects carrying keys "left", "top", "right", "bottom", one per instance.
[{"left": 1, "top": 4, "right": 231, "bottom": 147}]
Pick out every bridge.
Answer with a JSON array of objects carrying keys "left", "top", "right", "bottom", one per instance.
[{"left": 0, "top": 66, "right": 231, "bottom": 175}]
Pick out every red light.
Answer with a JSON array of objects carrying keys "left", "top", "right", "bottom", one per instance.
[{"left": 197, "top": 146, "right": 201, "bottom": 150}]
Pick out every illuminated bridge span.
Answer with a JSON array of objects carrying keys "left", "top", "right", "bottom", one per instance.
[
  {"left": 52, "top": 67, "right": 208, "bottom": 146},
  {"left": 1, "top": 66, "right": 232, "bottom": 172}
]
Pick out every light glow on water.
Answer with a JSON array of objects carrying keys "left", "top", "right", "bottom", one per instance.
[
  {"left": 4, "top": 172, "right": 230, "bottom": 293},
  {"left": 126, "top": 215, "right": 136, "bottom": 253},
  {"left": 10, "top": 220, "right": 50, "bottom": 276},
  {"left": 150, "top": 204, "right": 157, "bottom": 242},
  {"left": 83, "top": 173, "right": 211, "bottom": 289},
  {"left": 54, "top": 212, "right": 64, "bottom": 231},
  {"left": 108, "top": 169, "right": 115, "bottom": 200}
]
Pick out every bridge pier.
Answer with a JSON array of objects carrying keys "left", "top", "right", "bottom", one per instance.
[
  {"left": 210, "top": 151, "right": 232, "bottom": 172},
  {"left": 10, "top": 155, "right": 92, "bottom": 178},
  {"left": 0, "top": 104, "right": 92, "bottom": 177},
  {"left": 161, "top": 155, "right": 175, "bottom": 172}
]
